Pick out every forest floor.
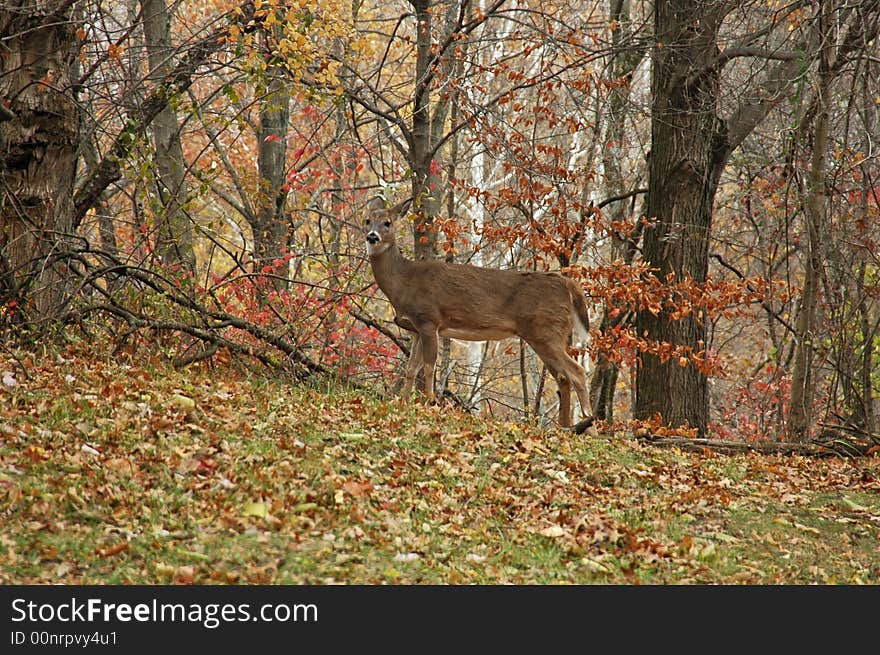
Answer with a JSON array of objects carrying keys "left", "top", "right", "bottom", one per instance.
[{"left": 2, "top": 342, "right": 879, "bottom": 585}]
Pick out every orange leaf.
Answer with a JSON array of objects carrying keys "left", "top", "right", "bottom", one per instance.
[
  {"left": 342, "top": 479, "right": 372, "bottom": 498},
  {"left": 95, "top": 542, "right": 128, "bottom": 558},
  {"left": 175, "top": 565, "right": 195, "bottom": 585}
]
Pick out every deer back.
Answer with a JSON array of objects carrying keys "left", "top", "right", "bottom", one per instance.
[{"left": 392, "top": 258, "right": 575, "bottom": 337}]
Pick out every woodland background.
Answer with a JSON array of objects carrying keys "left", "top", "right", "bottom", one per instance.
[
  {"left": 3, "top": 0, "right": 880, "bottom": 454},
  {"left": 3, "top": 0, "right": 880, "bottom": 585}
]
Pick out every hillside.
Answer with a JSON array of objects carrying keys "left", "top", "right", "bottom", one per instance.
[{"left": 1, "top": 344, "right": 879, "bottom": 584}]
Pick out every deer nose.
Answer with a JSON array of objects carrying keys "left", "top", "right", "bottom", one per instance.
[{"left": 366, "top": 232, "right": 380, "bottom": 244}]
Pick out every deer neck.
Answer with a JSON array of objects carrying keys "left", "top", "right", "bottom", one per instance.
[{"left": 369, "top": 242, "right": 409, "bottom": 301}]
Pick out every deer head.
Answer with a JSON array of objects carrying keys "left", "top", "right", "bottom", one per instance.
[
  {"left": 363, "top": 197, "right": 405, "bottom": 257},
  {"left": 362, "top": 198, "right": 594, "bottom": 434}
]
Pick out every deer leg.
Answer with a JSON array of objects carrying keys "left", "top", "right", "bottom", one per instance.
[
  {"left": 560, "top": 354, "right": 595, "bottom": 434},
  {"left": 565, "top": 359, "right": 590, "bottom": 422},
  {"left": 557, "top": 376, "right": 572, "bottom": 427},
  {"left": 528, "top": 341, "right": 582, "bottom": 428},
  {"left": 418, "top": 326, "right": 439, "bottom": 403},
  {"left": 401, "top": 332, "right": 422, "bottom": 399}
]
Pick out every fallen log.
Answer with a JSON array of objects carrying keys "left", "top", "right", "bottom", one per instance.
[{"left": 635, "top": 434, "right": 872, "bottom": 458}]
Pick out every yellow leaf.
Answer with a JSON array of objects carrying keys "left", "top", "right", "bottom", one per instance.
[
  {"left": 169, "top": 393, "right": 195, "bottom": 412},
  {"left": 292, "top": 502, "right": 318, "bottom": 513},
  {"left": 242, "top": 501, "right": 269, "bottom": 518}
]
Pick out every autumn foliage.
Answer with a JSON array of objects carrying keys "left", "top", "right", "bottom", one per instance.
[{"left": 1, "top": 0, "right": 879, "bottom": 449}]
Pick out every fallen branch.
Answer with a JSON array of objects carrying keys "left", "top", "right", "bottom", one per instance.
[
  {"left": 57, "top": 247, "right": 329, "bottom": 378},
  {"left": 75, "top": 302, "right": 292, "bottom": 374},
  {"left": 636, "top": 434, "right": 869, "bottom": 458},
  {"left": 172, "top": 342, "right": 219, "bottom": 369}
]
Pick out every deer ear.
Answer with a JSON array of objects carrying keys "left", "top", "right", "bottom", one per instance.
[
  {"left": 392, "top": 197, "right": 413, "bottom": 216},
  {"left": 366, "top": 196, "right": 386, "bottom": 212}
]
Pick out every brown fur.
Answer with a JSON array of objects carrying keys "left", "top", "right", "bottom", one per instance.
[{"left": 364, "top": 198, "right": 592, "bottom": 428}]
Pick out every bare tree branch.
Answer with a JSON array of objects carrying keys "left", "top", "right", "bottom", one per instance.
[{"left": 72, "top": 2, "right": 258, "bottom": 226}]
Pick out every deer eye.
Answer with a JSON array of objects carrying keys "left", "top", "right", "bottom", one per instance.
[
  {"left": 364, "top": 219, "right": 370, "bottom": 226},
  {"left": 383, "top": 220, "right": 391, "bottom": 227}
]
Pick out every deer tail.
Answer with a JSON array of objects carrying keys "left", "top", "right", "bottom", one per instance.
[{"left": 565, "top": 278, "right": 590, "bottom": 345}]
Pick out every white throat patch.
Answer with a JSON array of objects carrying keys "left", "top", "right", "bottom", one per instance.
[{"left": 366, "top": 240, "right": 391, "bottom": 256}]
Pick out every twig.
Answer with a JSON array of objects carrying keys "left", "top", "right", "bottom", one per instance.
[
  {"left": 0, "top": 341, "right": 29, "bottom": 380},
  {"left": 597, "top": 187, "right": 648, "bottom": 209},
  {"left": 711, "top": 252, "right": 797, "bottom": 335},
  {"left": 349, "top": 308, "right": 411, "bottom": 355},
  {"left": 173, "top": 342, "right": 219, "bottom": 369}
]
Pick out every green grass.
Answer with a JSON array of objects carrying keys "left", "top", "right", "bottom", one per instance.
[{"left": 1, "top": 345, "right": 879, "bottom": 584}]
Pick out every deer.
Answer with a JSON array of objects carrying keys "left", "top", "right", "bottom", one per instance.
[{"left": 363, "top": 197, "right": 595, "bottom": 434}]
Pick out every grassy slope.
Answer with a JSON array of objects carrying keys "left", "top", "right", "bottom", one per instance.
[{"left": 1, "top": 345, "right": 879, "bottom": 584}]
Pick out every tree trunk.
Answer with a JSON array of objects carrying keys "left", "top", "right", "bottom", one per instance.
[
  {"left": 251, "top": 30, "right": 291, "bottom": 285},
  {"left": 409, "top": 0, "right": 463, "bottom": 261},
  {"left": 410, "top": 0, "right": 441, "bottom": 260},
  {"left": 0, "top": 2, "right": 80, "bottom": 322},
  {"left": 852, "top": 262, "right": 876, "bottom": 435},
  {"left": 857, "top": 271, "right": 876, "bottom": 436},
  {"left": 142, "top": 0, "right": 196, "bottom": 273},
  {"left": 632, "top": 1, "right": 865, "bottom": 437},
  {"left": 788, "top": 3, "right": 832, "bottom": 442},
  {"left": 634, "top": 1, "right": 728, "bottom": 436}
]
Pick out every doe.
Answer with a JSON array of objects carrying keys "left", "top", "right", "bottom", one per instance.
[{"left": 363, "top": 198, "right": 594, "bottom": 433}]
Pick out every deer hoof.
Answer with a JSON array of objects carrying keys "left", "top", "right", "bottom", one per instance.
[{"left": 571, "top": 416, "right": 596, "bottom": 435}]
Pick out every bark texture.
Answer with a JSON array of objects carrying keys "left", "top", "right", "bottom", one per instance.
[
  {"left": 635, "top": 0, "right": 728, "bottom": 435},
  {"left": 0, "top": 1, "right": 80, "bottom": 321},
  {"left": 143, "top": 0, "right": 196, "bottom": 271}
]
